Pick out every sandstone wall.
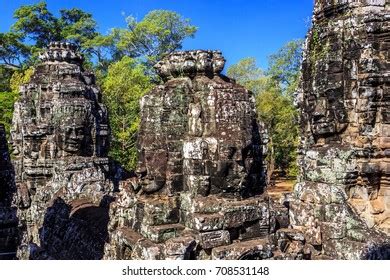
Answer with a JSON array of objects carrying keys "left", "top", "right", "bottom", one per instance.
[
  {"left": 11, "top": 42, "right": 114, "bottom": 259},
  {"left": 291, "top": 0, "right": 390, "bottom": 259},
  {"left": 104, "top": 50, "right": 282, "bottom": 260}
]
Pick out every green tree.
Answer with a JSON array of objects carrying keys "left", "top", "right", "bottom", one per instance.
[
  {"left": 9, "top": 67, "right": 34, "bottom": 93},
  {"left": 102, "top": 57, "right": 152, "bottom": 170},
  {"left": 267, "top": 39, "right": 303, "bottom": 96},
  {"left": 0, "top": 91, "right": 18, "bottom": 138},
  {"left": 0, "top": 68, "right": 33, "bottom": 139},
  {"left": 0, "top": 67, "right": 14, "bottom": 92},
  {"left": 12, "top": 1, "right": 60, "bottom": 48},
  {"left": 0, "top": 32, "right": 31, "bottom": 69},
  {"left": 256, "top": 78, "right": 298, "bottom": 180},
  {"left": 227, "top": 40, "right": 302, "bottom": 180},
  {"left": 227, "top": 57, "right": 270, "bottom": 95},
  {"left": 114, "top": 10, "right": 197, "bottom": 65},
  {"left": 1, "top": 1, "right": 105, "bottom": 68}
]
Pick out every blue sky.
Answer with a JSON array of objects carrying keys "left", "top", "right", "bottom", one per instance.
[{"left": 0, "top": 0, "right": 314, "bottom": 69}]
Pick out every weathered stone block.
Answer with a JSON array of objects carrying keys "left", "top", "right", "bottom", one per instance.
[
  {"left": 223, "top": 206, "right": 261, "bottom": 228},
  {"left": 239, "top": 220, "right": 269, "bottom": 240},
  {"left": 185, "top": 213, "right": 225, "bottom": 232},
  {"left": 140, "top": 196, "right": 180, "bottom": 226},
  {"left": 131, "top": 239, "right": 164, "bottom": 260},
  {"left": 211, "top": 238, "right": 273, "bottom": 260},
  {"left": 199, "top": 230, "right": 230, "bottom": 249},
  {"left": 140, "top": 224, "right": 185, "bottom": 243},
  {"left": 320, "top": 222, "right": 347, "bottom": 240},
  {"left": 164, "top": 235, "right": 197, "bottom": 259}
]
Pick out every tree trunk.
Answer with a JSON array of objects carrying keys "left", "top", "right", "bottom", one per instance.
[{"left": 267, "top": 137, "right": 275, "bottom": 186}]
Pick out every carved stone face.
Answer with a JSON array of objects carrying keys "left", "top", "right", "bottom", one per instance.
[
  {"left": 310, "top": 91, "right": 348, "bottom": 138},
  {"left": 55, "top": 107, "right": 93, "bottom": 156},
  {"left": 60, "top": 125, "right": 88, "bottom": 154}
]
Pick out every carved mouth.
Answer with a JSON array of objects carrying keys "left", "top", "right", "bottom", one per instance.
[
  {"left": 65, "top": 142, "right": 81, "bottom": 151},
  {"left": 312, "top": 123, "right": 335, "bottom": 134}
]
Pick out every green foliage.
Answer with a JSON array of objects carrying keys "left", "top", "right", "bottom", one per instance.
[
  {"left": 82, "top": 34, "right": 116, "bottom": 72},
  {"left": 227, "top": 58, "right": 267, "bottom": 94},
  {"left": 114, "top": 10, "right": 197, "bottom": 65},
  {"left": 102, "top": 57, "right": 153, "bottom": 170},
  {"left": 0, "top": 32, "right": 31, "bottom": 68},
  {"left": 255, "top": 79, "right": 298, "bottom": 176},
  {"left": 59, "top": 8, "right": 98, "bottom": 45},
  {"left": 0, "top": 91, "right": 18, "bottom": 137},
  {"left": 0, "top": 68, "right": 33, "bottom": 140},
  {"left": 1, "top": 1, "right": 103, "bottom": 68},
  {"left": 1, "top": 2, "right": 197, "bottom": 72},
  {"left": 10, "top": 68, "right": 33, "bottom": 93},
  {"left": 12, "top": 1, "right": 60, "bottom": 48},
  {"left": 267, "top": 39, "right": 303, "bottom": 97},
  {"left": 227, "top": 58, "right": 263, "bottom": 83},
  {"left": 0, "top": 67, "right": 14, "bottom": 92},
  {"left": 309, "top": 27, "right": 328, "bottom": 72},
  {"left": 227, "top": 40, "right": 303, "bottom": 178}
]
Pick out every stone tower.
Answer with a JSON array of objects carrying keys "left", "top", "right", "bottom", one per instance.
[
  {"left": 11, "top": 42, "right": 113, "bottom": 259},
  {"left": 104, "top": 50, "right": 278, "bottom": 260},
  {"left": 137, "top": 50, "right": 267, "bottom": 197},
  {"left": 290, "top": 0, "right": 390, "bottom": 259}
]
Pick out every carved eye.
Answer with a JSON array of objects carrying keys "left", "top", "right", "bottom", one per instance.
[{"left": 77, "top": 128, "right": 85, "bottom": 135}]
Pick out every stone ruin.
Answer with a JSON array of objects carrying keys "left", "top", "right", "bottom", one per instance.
[
  {"left": 291, "top": 0, "right": 390, "bottom": 259},
  {"left": 10, "top": 42, "right": 115, "bottom": 259},
  {"left": 0, "top": 0, "right": 389, "bottom": 260},
  {"left": 104, "top": 50, "right": 283, "bottom": 260},
  {"left": 8, "top": 43, "right": 285, "bottom": 260}
]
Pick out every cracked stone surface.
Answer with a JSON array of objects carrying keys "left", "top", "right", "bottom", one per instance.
[
  {"left": 289, "top": 0, "right": 390, "bottom": 259},
  {"left": 103, "top": 50, "right": 276, "bottom": 260},
  {"left": 10, "top": 42, "right": 115, "bottom": 259}
]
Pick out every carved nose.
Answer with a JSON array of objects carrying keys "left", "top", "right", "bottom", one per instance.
[
  {"left": 69, "top": 129, "right": 77, "bottom": 138},
  {"left": 312, "top": 112, "right": 325, "bottom": 122}
]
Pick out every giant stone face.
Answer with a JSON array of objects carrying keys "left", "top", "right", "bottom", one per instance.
[
  {"left": 10, "top": 42, "right": 113, "bottom": 259},
  {"left": 293, "top": 0, "right": 390, "bottom": 256},
  {"left": 54, "top": 104, "right": 93, "bottom": 157},
  {"left": 136, "top": 50, "right": 267, "bottom": 198}
]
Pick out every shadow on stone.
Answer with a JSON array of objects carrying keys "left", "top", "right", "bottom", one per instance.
[
  {"left": 0, "top": 124, "right": 19, "bottom": 259},
  {"left": 361, "top": 243, "right": 390, "bottom": 260},
  {"left": 38, "top": 195, "right": 114, "bottom": 260}
]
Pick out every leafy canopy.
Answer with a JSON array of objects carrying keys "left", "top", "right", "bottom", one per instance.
[
  {"left": 267, "top": 39, "right": 304, "bottom": 96},
  {"left": 0, "top": 1, "right": 109, "bottom": 70},
  {"left": 227, "top": 40, "right": 303, "bottom": 177},
  {"left": 102, "top": 57, "right": 153, "bottom": 170},
  {"left": 114, "top": 10, "right": 197, "bottom": 65},
  {"left": 0, "top": 91, "right": 18, "bottom": 138}
]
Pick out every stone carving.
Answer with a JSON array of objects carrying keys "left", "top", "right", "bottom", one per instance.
[
  {"left": 290, "top": 0, "right": 390, "bottom": 259},
  {"left": 104, "top": 50, "right": 278, "bottom": 260},
  {"left": 0, "top": 124, "right": 18, "bottom": 259},
  {"left": 136, "top": 50, "right": 266, "bottom": 197},
  {"left": 11, "top": 42, "right": 113, "bottom": 259}
]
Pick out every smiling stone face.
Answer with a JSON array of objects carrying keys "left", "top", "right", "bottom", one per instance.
[
  {"left": 137, "top": 50, "right": 267, "bottom": 198},
  {"left": 10, "top": 42, "right": 115, "bottom": 260},
  {"left": 61, "top": 125, "right": 88, "bottom": 154},
  {"left": 310, "top": 92, "right": 348, "bottom": 138},
  {"left": 54, "top": 105, "right": 93, "bottom": 157}
]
